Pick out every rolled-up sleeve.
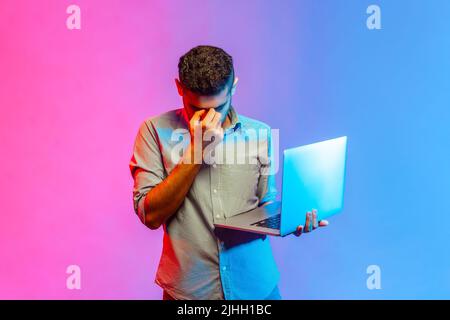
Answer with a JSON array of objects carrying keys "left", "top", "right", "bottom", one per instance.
[
  {"left": 256, "top": 127, "right": 278, "bottom": 205},
  {"left": 129, "top": 120, "right": 166, "bottom": 224}
]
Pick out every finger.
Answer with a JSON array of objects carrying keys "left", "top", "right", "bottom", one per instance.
[
  {"left": 304, "top": 211, "right": 311, "bottom": 232},
  {"left": 209, "top": 111, "right": 221, "bottom": 130},
  {"left": 189, "top": 110, "right": 205, "bottom": 128},
  {"left": 312, "top": 209, "right": 318, "bottom": 230},
  {"left": 190, "top": 110, "right": 205, "bottom": 125},
  {"left": 190, "top": 114, "right": 204, "bottom": 139},
  {"left": 207, "top": 113, "right": 223, "bottom": 141},
  {"left": 202, "top": 108, "right": 216, "bottom": 125},
  {"left": 308, "top": 211, "right": 313, "bottom": 232},
  {"left": 211, "top": 112, "right": 222, "bottom": 128},
  {"left": 295, "top": 225, "right": 303, "bottom": 237},
  {"left": 319, "top": 220, "right": 329, "bottom": 227}
]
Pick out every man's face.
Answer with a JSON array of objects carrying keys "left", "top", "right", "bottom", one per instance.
[{"left": 176, "top": 78, "right": 237, "bottom": 124}]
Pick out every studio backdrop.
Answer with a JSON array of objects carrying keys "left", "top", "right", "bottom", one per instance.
[{"left": 0, "top": 0, "right": 449, "bottom": 299}]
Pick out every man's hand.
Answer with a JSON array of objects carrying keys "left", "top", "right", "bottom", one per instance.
[
  {"left": 188, "top": 109, "right": 224, "bottom": 164},
  {"left": 189, "top": 108, "right": 223, "bottom": 144},
  {"left": 294, "top": 209, "right": 329, "bottom": 237}
]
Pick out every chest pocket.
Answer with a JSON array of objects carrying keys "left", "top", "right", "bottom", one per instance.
[{"left": 219, "top": 163, "right": 261, "bottom": 218}]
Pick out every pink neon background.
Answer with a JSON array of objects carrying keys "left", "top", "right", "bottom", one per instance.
[{"left": 1, "top": 0, "right": 302, "bottom": 299}]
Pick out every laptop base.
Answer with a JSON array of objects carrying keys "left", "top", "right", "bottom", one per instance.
[{"left": 213, "top": 201, "right": 282, "bottom": 236}]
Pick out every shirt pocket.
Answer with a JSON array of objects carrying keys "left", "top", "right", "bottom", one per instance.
[{"left": 219, "top": 163, "right": 261, "bottom": 218}]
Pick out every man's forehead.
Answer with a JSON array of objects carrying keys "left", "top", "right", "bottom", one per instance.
[{"left": 185, "top": 87, "right": 229, "bottom": 107}]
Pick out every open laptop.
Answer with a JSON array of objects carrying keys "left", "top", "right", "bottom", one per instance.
[{"left": 213, "top": 136, "right": 348, "bottom": 237}]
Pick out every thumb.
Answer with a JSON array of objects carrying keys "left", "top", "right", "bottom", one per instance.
[
  {"left": 294, "top": 225, "right": 303, "bottom": 237},
  {"left": 319, "top": 220, "right": 329, "bottom": 227}
]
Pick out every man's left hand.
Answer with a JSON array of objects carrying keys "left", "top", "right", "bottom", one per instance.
[{"left": 294, "top": 209, "right": 328, "bottom": 237}]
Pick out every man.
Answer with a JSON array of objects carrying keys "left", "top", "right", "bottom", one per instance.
[{"left": 129, "top": 45, "right": 327, "bottom": 300}]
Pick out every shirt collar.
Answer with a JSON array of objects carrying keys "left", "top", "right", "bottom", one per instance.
[{"left": 225, "top": 105, "right": 242, "bottom": 134}]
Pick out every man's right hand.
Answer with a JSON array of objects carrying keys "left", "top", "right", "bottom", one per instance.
[
  {"left": 187, "top": 109, "right": 224, "bottom": 163},
  {"left": 189, "top": 108, "right": 223, "bottom": 141}
]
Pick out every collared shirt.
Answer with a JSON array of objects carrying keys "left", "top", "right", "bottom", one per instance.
[{"left": 129, "top": 106, "right": 280, "bottom": 300}]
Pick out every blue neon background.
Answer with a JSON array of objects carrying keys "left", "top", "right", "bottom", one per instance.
[
  {"left": 260, "top": 0, "right": 450, "bottom": 299},
  {"left": 198, "top": 0, "right": 450, "bottom": 299}
]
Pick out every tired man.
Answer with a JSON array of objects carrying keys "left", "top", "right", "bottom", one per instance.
[{"left": 129, "top": 45, "right": 327, "bottom": 300}]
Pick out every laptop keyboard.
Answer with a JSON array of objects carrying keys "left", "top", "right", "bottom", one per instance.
[{"left": 251, "top": 214, "right": 281, "bottom": 230}]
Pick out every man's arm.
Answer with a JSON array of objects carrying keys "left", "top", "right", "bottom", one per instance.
[{"left": 142, "top": 143, "right": 201, "bottom": 229}]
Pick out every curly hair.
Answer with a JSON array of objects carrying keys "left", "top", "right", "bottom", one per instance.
[{"left": 178, "top": 45, "right": 234, "bottom": 96}]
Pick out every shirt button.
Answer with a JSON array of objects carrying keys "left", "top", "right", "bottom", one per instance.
[
  {"left": 212, "top": 164, "right": 217, "bottom": 168},
  {"left": 222, "top": 266, "right": 227, "bottom": 271},
  {"left": 216, "top": 214, "right": 220, "bottom": 218},
  {"left": 213, "top": 189, "right": 217, "bottom": 193}
]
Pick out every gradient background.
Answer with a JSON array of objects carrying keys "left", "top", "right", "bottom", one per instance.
[{"left": 1, "top": 0, "right": 449, "bottom": 299}]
